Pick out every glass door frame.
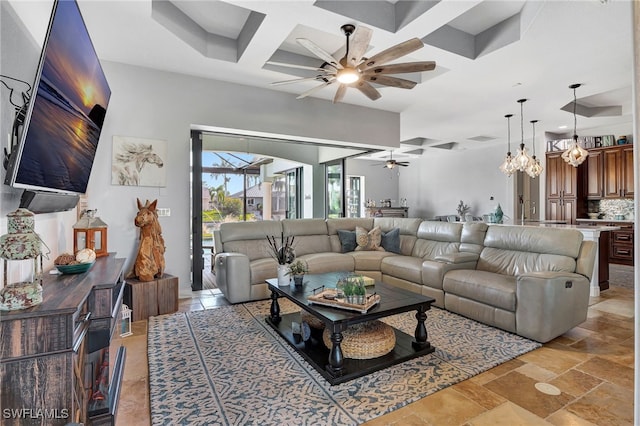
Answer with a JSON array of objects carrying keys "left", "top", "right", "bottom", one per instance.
[
  {"left": 325, "top": 159, "right": 345, "bottom": 218},
  {"left": 285, "top": 168, "right": 302, "bottom": 219},
  {"left": 191, "top": 130, "right": 204, "bottom": 290}
]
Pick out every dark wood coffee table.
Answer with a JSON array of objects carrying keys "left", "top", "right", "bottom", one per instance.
[{"left": 265, "top": 272, "right": 435, "bottom": 385}]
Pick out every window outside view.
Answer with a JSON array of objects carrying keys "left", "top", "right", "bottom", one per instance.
[{"left": 201, "top": 152, "right": 262, "bottom": 245}]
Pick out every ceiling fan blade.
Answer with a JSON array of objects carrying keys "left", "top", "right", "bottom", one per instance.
[
  {"left": 265, "top": 61, "right": 332, "bottom": 72},
  {"left": 347, "top": 26, "right": 373, "bottom": 67},
  {"left": 397, "top": 163, "right": 410, "bottom": 166},
  {"left": 365, "top": 61, "right": 436, "bottom": 75},
  {"left": 296, "top": 38, "right": 342, "bottom": 69},
  {"left": 360, "top": 38, "right": 424, "bottom": 70},
  {"left": 354, "top": 80, "right": 381, "bottom": 100},
  {"left": 271, "top": 76, "right": 326, "bottom": 86},
  {"left": 364, "top": 74, "right": 416, "bottom": 89},
  {"left": 296, "top": 81, "right": 333, "bottom": 99},
  {"left": 333, "top": 84, "right": 347, "bottom": 103}
]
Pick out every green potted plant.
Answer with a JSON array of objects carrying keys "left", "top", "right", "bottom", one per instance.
[
  {"left": 353, "top": 277, "right": 366, "bottom": 304},
  {"left": 287, "top": 260, "right": 308, "bottom": 286},
  {"left": 343, "top": 280, "right": 355, "bottom": 304}
]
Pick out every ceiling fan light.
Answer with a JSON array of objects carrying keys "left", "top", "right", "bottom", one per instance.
[{"left": 336, "top": 67, "right": 360, "bottom": 84}]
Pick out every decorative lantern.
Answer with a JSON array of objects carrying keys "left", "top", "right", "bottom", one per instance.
[
  {"left": 74, "top": 209, "right": 108, "bottom": 257},
  {"left": 120, "top": 304, "right": 132, "bottom": 337},
  {"left": 0, "top": 208, "right": 47, "bottom": 311}
]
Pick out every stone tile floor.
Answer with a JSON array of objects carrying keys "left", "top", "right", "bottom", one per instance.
[{"left": 114, "top": 282, "right": 635, "bottom": 425}]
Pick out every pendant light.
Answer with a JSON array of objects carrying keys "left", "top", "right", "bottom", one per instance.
[
  {"left": 526, "top": 120, "right": 544, "bottom": 178},
  {"left": 499, "top": 114, "right": 516, "bottom": 176},
  {"left": 512, "top": 98, "right": 534, "bottom": 172},
  {"left": 561, "top": 83, "right": 589, "bottom": 167}
]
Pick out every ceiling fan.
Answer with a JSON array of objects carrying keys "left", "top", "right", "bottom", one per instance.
[
  {"left": 267, "top": 24, "right": 436, "bottom": 103},
  {"left": 374, "top": 151, "right": 410, "bottom": 169}
]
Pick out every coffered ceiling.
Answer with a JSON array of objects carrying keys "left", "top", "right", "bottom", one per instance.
[{"left": 9, "top": 0, "right": 634, "bottom": 155}]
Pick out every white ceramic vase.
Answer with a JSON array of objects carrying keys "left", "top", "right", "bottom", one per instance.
[{"left": 277, "top": 264, "right": 290, "bottom": 287}]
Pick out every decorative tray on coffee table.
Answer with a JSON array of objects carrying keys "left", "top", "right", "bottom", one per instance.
[{"left": 307, "top": 289, "right": 380, "bottom": 314}]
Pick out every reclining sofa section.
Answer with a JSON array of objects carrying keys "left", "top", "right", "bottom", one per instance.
[{"left": 213, "top": 218, "right": 596, "bottom": 343}]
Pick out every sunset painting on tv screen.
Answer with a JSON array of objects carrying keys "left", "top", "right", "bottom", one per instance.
[{"left": 13, "top": 0, "right": 110, "bottom": 194}]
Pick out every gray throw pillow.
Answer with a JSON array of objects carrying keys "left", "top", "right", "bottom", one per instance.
[
  {"left": 337, "top": 229, "right": 357, "bottom": 253},
  {"left": 381, "top": 228, "right": 401, "bottom": 254}
]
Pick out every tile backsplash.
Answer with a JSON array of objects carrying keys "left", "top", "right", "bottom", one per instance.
[{"left": 589, "top": 199, "right": 635, "bottom": 220}]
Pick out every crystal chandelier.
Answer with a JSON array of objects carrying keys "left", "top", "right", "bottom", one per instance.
[
  {"left": 512, "top": 98, "right": 534, "bottom": 172},
  {"left": 499, "top": 114, "right": 516, "bottom": 176},
  {"left": 561, "top": 83, "right": 589, "bottom": 167},
  {"left": 526, "top": 119, "right": 544, "bottom": 178}
]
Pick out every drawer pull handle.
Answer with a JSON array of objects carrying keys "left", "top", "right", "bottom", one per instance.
[{"left": 617, "top": 250, "right": 631, "bottom": 255}]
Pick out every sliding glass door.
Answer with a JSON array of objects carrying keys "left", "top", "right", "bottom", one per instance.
[{"left": 326, "top": 160, "right": 344, "bottom": 218}]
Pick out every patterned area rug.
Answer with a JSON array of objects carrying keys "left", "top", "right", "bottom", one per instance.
[{"left": 148, "top": 300, "right": 541, "bottom": 426}]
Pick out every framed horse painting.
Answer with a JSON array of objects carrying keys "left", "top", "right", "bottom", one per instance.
[{"left": 111, "top": 136, "right": 167, "bottom": 187}]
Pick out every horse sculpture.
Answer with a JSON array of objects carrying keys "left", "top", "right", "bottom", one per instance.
[
  {"left": 133, "top": 198, "right": 166, "bottom": 281},
  {"left": 112, "top": 142, "right": 164, "bottom": 186}
]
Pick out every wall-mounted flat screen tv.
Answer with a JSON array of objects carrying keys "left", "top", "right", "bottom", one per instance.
[{"left": 4, "top": 0, "right": 111, "bottom": 195}]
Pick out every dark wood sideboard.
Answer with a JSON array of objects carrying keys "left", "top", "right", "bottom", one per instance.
[{"left": 1, "top": 254, "right": 127, "bottom": 426}]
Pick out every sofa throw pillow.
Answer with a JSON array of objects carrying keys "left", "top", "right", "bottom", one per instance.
[
  {"left": 381, "top": 227, "right": 401, "bottom": 254},
  {"left": 355, "top": 226, "right": 384, "bottom": 251},
  {"left": 337, "top": 229, "right": 357, "bottom": 253}
]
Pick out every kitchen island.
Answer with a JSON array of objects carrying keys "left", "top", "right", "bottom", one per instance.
[{"left": 538, "top": 223, "right": 620, "bottom": 297}]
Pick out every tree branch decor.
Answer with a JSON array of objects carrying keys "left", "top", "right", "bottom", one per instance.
[
  {"left": 266, "top": 232, "right": 296, "bottom": 265},
  {"left": 456, "top": 200, "right": 470, "bottom": 217}
]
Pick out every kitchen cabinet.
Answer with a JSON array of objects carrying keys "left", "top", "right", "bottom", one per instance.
[
  {"left": 610, "top": 223, "right": 634, "bottom": 266},
  {"left": 545, "top": 152, "right": 584, "bottom": 223},
  {"left": 547, "top": 152, "right": 580, "bottom": 198},
  {"left": 604, "top": 145, "right": 634, "bottom": 199},
  {"left": 577, "top": 219, "right": 634, "bottom": 267},
  {"left": 546, "top": 197, "right": 577, "bottom": 223},
  {"left": 585, "top": 149, "right": 604, "bottom": 199}
]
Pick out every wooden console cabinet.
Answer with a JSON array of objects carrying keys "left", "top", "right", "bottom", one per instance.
[
  {"left": 366, "top": 207, "right": 409, "bottom": 218},
  {"left": 0, "top": 254, "right": 126, "bottom": 426}
]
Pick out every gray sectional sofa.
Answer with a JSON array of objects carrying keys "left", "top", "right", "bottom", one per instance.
[{"left": 213, "top": 217, "right": 596, "bottom": 342}]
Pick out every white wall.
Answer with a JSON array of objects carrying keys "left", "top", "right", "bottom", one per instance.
[
  {"left": 345, "top": 158, "right": 400, "bottom": 211},
  {"left": 398, "top": 145, "right": 516, "bottom": 220}
]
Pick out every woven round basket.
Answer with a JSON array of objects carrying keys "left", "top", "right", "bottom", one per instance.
[
  {"left": 300, "top": 311, "right": 325, "bottom": 330},
  {"left": 322, "top": 320, "right": 396, "bottom": 359}
]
